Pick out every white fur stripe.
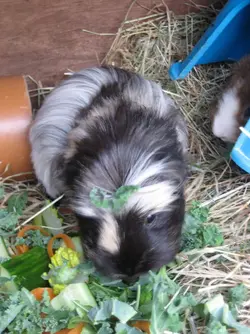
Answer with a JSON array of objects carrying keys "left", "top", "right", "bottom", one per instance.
[{"left": 125, "top": 182, "right": 176, "bottom": 214}]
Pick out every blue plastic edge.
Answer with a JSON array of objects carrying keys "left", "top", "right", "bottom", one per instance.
[
  {"left": 169, "top": 0, "right": 250, "bottom": 80},
  {"left": 231, "top": 119, "right": 250, "bottom": 174}
]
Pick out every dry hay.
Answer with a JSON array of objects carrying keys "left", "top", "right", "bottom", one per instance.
[{"left": 1, "top": 2, "right": 250, "bottom": 330}]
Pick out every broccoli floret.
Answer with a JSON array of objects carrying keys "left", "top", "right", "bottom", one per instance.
[{"left": 43, "top": 247, "right": 80, "bottom": 295}]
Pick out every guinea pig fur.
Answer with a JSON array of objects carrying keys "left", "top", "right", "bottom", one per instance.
[
  {"left": 29, "top": 66, "right": 188, "bottom": 279},
  {"left": 212, "top": 55, "right": 250, "bottom": 143}
]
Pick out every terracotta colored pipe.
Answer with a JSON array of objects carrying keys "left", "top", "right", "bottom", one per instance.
[{"left": 0, "top": 76, "right": 33, "bottom": 180}]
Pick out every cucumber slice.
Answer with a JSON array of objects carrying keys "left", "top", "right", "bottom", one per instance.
[
  {"left": 0, "top": 236, "right": 10, "bottom": 259},
  {"left": 1, "top": 246, "right": 50, "bottom": 290},
  {"left": 41, "top": 201, "right": 64, "bottom": 236},
  {"left": 0, "top": 265, "right": 19, "bottom": 293},
  {"left": 51, "top": 282, "right": 97, "bottom": 311}
]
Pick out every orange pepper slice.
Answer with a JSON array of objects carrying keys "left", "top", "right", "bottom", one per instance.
[
  {"left": 47, "top": 233, "right": 75, "bottom": 258},
  {"left": 56, "top": 323, "right": 84, "bottom": 334},
  {"left": 16, "top": 225, "right": 50, "bottom": 254},
  {"left": 31, "top": 287, "right": 56, "bottom": 301},
  {"left": 131, "top": 320, "right": 150, "bottom": 333}
]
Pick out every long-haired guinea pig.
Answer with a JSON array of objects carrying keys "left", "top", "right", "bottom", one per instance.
[
  {"left": 212, "top": 55, "right": 250, "bottom": 143},
  {"left": 29, "top": 66, "right": 188, "bottom": 280}
]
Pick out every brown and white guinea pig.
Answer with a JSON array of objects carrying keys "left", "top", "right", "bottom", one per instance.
[
  {"left": 29, "top": 66, "right": 188, "bottom": 280},
  {"left": 212, "top": 55, "right": 250, "bottom": 143}
]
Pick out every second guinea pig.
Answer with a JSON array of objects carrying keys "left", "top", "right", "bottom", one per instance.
[{"left": 212, "top": 55, "right": 250, "bottom": 143}]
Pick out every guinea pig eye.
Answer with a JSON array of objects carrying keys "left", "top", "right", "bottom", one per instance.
[{"left": 147, "top": 213, "right": 156, "bottom": 224}]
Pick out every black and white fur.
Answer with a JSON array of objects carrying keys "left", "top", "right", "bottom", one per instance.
[{"left": 30, "top": 66, "right": 188, "bottom": 279}]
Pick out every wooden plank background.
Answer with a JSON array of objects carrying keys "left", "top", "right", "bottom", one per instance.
[{"left": 0, "top": 0, "right": 221, "bottom": 85}]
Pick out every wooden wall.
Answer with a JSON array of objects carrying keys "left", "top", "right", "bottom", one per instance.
[{"left": 0, "top": 0, "right": 220, "bottom": 85}]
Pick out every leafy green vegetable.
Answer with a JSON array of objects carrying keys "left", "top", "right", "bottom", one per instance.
[
  {"left": 206, "top": 318, "right": 228, "bottom": 334},
  {"left": 150, "top": 267, "right": 197, "bottom": 334},
  {"left": 116, "top": 323, "right": 143, "bottom": 333},
  {"left": 228, "top": 284, "right": 248, "bottom": 308},
  {"left": 0, "top": 210, "right": 19, "bottom": 236},
  {"left": 0, "top": 288, "right": 77, "bottom": 333},
  {"left": 0, "top": 276, "right": 16, "bottom": 288},
  {"left": 97, "top": 323, "right": 114, "bottom": 334},
  {"left": 189, "top": 201, "right": 209, "bottom": 223},
  {"left": 202, "top": 225, "right": 224, "bottom": 247},
  {"left": 0, "top": 192, "right": 28, "bottom": 236},
  {"left": 88, "top": 299, "right": 137, "bottom": 324},
  {"left": 41, "top": 200, "right": 64, "bottom": 235},
  {"left": 181, "top": 202, "right": 224, "bottom": 251},
  {"left": 7, "top": 192, "right": 28, "bottom": 215},
  {"left": 204, "top": 294, "right": 250, "bottom": 334},
  {"left": 15, "top": 230, "right": 61, "bottom": 249},
  {"left": 90, "top": 186, "right": 139, "bottom": 212}
]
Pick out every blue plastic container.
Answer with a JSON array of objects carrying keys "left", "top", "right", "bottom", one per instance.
[
  {"left": 231, "top": 119, "right": 250, "bottom": 173},
  {"left": 169, "top": 0, "right": 250, "bottom": 80}
]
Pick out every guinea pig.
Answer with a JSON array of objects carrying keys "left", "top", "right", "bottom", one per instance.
[
  {"left": 211, "top": 55, "right": 250, "bottom": 143},
  {"left": 29, "top": 66, "right": 188, "bottom": 280}
]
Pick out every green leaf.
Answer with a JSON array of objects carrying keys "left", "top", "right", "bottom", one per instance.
[
  {"left": 222, "top": 304, "right": 250, "bottom": 334},
  {"left": 112, "top": 186, "right": 139, "bottom": 211},
  {"left": 139, "top": 284, "right": 153, "bottom": 305},
  {"left": 167, "top": 292, "right": 197, "bottom": 315},
  {"left": 89, "top": 188, "right": 113, "bottom": 209},
  {"left": 202, "top": 225, "right": 224, "bottom": 247},
  {"left": 204, "top": 294, "right": 250, "bottom": 334},
  {"left": 0, "top": 209, "right": 19, "bottom": 236},
  {"left": 149, "top": 267, "right": 196, "bottom": 334},
  {"left": 189, "top": 201, "right": 209, "bottom": 223},
  {"left": 90, "top": 186, "right": 139, "bottom": 211},
  {"left": 228, "top": 284, "right": 248, "bottom": 307},
  {"left": 115, "top": 323, "right": 143, "bottom": 333},
  {"left": 7, "top": 192, "right": 28, "bottom": 215},
  {"left": 42, "top": 201, "right": 64, "bottom": 236},
  {"left": 206, "top": 318, "right": 228, "bottom": 334},
  {"left": 15, "top": 230, "right": 60, "bottom": 249},
  {"left": 181, "top": 210, "right": 224, "bottom": 251},
  {"left": 97, "top": 322, "right": 114, "bottom": 334},
  {"left": 0, "top": 276, "right": 15, "bottom": 287},
  {"left": 88, "top": 299, "right": 137, "bottom": 324}
]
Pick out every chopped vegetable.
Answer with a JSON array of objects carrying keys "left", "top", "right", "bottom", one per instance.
[
  {"left": 181, "top": 202, "right": 224, "bottom": 251},
  {"left": 48, "top": 234, "right": 75, "bottom": 258},
  {"left": 16, "top": 229, "right": 61, "bottom": 253},
  {"left": 189, "top": 200, "right": 209, "bottom": 223},
  {"left": 31, "top": 287, "right": 56, "bottom": 301},
  {"left": 56, "top": 329, "right": 71, "bottom": 334},
  {"left": 149, "top": 267, "right": 197, "bottom": 334},
  {"left": 41, "top": 200, "right": 64, "bottom": 235},
  {"left": 43, "top": 247, "right": 82, "bottom": 294},
  {"left": 0, "top": 236, "right": 10, "bottom": 259},
  {"left": 16, "top": 224, "right": 50, "bottom": 254},
  {"left": 68, "top": 323, "right": 85, "bottom": 333},
  {"left": 88, "top": 299, "right": 137, "bottom": 324},
  {"left": 228, "top": 283, "right": 248, "bottom": 315},
  {"left": 90, "top": 185, "right": 139, "bottom": 212},
  {"left": 131, "top": 321, "right": 150, "bottom": 333},
  {"left": 0, "top": 267, "right": 18, "bottom": 293},
  {"left": 51, "top": 282, "right": 97, "bottom": 310},
  {"left": 0, "top": 287, "right": 77, "bottom": 333},
  {"left": 204, "top": 294, "right": 250, "bottom": 334},
  {"left": 0, "top": 191, "right": 28, "bottom": 236},
  {"left": 1, "top": 246, "right": 50, "bottom": 290}
]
